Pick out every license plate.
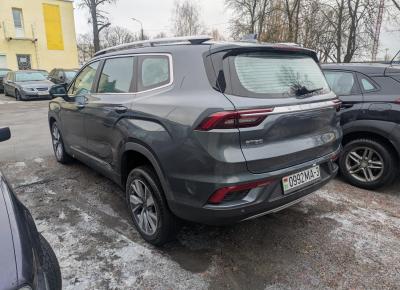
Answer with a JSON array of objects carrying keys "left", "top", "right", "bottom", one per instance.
[
  {"left": 282, "top": 165, "right": 321, "bottom": 193},
  {"left": 38, "top": 91, "right": 48, "bottom": 95}
]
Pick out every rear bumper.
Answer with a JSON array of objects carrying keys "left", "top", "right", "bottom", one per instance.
[{"left": 169, "top": 150, "right": 339, "bottom": 225}]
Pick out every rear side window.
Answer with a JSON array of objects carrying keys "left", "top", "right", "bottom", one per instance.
[
  {"left": 231, "top": 53, "right": 329, "bottom": 98},
  {"left": 138, "top": 55, "right": 170, "bottom": 91},
  {"left": 97, "top": 57, "right": 134, "bottom": 93},
  {"left": 358, "top": 75, "right": 378, "bottom": 92},
  {"left": 324, "top": 71, "right": 356, "bottom": 96}
]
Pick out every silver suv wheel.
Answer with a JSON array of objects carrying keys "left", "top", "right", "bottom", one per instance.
[
  {"left": 128, "top": 179, "right": 158, "bottom": 235},
  {"left": 345, "top": 146, "right": 384, "bottom": 182}
]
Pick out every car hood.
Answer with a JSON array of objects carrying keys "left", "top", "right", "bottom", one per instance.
[
  {"left": 0, "top": 172, "right": 18, "bottom": 288},
  {"left": 17, "top": 80, "right": 54, "bottom": 88}
]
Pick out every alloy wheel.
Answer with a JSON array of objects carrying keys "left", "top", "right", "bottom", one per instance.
[
  {"left": 52, "top": 125, "right": 64, "bottom": 161},
  {"left": 128, "top": 179, "right": 158, "bottom": 235},
  {"left": 345, "top": 146, "right": 384, "bottom": 183}
]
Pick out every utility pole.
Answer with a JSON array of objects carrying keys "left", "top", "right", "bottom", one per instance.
[
  {"left": 132, "top": 18, "right": 144, "bottom": 40},
  {"left": 372, "top": 0, "right": 385, "bottom": 61}
]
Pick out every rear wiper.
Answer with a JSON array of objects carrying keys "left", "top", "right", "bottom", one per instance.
[{"left": 294, "top": 86, "right": 324, "bottom": 97}]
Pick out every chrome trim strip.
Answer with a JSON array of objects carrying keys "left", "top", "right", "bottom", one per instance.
[
  {"left": 271, "top": 100, "right": 338, "bottom": 114},
  {"left": 241, "top": 194, "right": 311, "bottom": 221},
  {"left": 90, "top": 53, "right": 174, "bottom": 96}
]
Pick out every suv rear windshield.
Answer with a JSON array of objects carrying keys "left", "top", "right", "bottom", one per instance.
[{"left": 231, "top": 52, "right": 329, "bottom": 98}]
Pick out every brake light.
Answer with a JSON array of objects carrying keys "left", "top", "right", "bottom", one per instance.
[
  {"left": 196, "top": 108, "right": 274, "bottom": 131},
  {"left": 395, "top": 98, "right": 400, "bottom": 104},
  {"left": 208, "top": 179, "right": 273, "bottom": 204}
]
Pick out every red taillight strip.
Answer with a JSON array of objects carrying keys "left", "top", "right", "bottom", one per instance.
[
  {"left": 208, "top": 179, "right": 273, "bottom": 204},
  {"left": 196, "top": 100, "right": 340, "bottom": 131},
  {"left": 196, "top": 108, "right": 274, "bottom": 131}
]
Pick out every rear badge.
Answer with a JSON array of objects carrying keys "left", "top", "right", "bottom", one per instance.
[{"left": 245, "top": 139, "right": 263, "bottom": 146}]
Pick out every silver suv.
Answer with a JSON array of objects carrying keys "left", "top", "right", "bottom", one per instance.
[{"left": 48, "top": 36, "right": 342, "bottom": 245}]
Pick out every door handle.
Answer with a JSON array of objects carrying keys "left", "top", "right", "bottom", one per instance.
[
  {"left": 114, "top": 106, "right": 127, "bottom": 114},
  {"left": 341, "top": 103, "right": 354, "bottom": 109}
]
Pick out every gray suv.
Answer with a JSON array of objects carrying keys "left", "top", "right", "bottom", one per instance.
[{"left": 48, "top": 36, "right": 342, "bottom": 245}]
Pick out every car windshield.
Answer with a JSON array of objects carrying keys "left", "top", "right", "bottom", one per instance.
[
  {"left": 233, "top": 52, "right": 329, "bottom": 98},
  {"left": 65, "top": 71, "right": 77, "bottom": 80},
  {"left": 15, "top": 72, "right": 47, "bottom": 82},
  {"left": 39, "top": 71, "right": 49, "bottom": 77}
]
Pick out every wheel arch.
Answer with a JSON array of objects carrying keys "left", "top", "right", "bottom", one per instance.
[
  {"left": 120, "top": 142, "right": 172, "bottom": 201},
  {"left": 342, "top": 120, "right": 400, "bottom": 162}
]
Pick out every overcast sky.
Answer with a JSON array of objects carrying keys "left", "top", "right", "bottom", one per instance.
[{"left": 73, "top": 0, "right": 400, "bottom": 60}]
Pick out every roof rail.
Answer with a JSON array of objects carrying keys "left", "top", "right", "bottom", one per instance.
[{"left": 94, "top": 35, "right": 212, "bottom": 56}]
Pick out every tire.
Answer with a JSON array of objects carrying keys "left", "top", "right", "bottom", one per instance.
[
  {"left": 39, "top": 234, "right": 62, "bottom": 290},
  {"left": 339, "top": 138, "right": 397, "bottom": 189},
  {"left": 126, "top": 166, "right": 179, "bottom": 246},
  {"left": 15, "top": 90, "right": 22, "bottom": 101},
  {"left": 51, "top": 122, "right": 72, "bottom": 164}
]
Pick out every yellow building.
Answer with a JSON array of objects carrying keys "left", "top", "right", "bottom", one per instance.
[{"left": 0, "top": 0, "right": 78, "bottom": 71}]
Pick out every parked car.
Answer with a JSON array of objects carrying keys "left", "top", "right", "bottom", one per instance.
[
  {"left": 322, "top": 63, "right": 400, "bottom": 189},
  {"left": 48, "top": 36, "right": 342, "bottom": 245},
  {"left": 0, "top": 68, "right": 11, "bottom": 93},
  {"left": 0, "top": 127, "right": 62, "bottom": 290},
  {"left": 3, "top": 70, "right": 54, "bottom": 100},
  {"left": 48, "top": 68, "right": 78, "bottom": 86}
]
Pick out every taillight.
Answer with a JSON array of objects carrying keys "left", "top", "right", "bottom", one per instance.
[
  {"left": 196, "top": 108, "right": 274, "bottom": 131},
  {"left": 395, "top": 98, "right": 400, "bottom": 104},
  {"left": 208, "top": 179, "right": 273, "bottom": 204}
]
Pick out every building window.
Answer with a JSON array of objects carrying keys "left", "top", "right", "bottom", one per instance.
[
  {"left": 16, "top": 54, "right": 31, "bottom": 70},
  {"left": 12, "top": 8, "right": 25, "bottom": 38},
  {"left": 0, "top": 55, "right": 7, "bottom": 69}
]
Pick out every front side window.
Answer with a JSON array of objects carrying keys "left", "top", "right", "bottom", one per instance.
[
  {"left": 139, "top": 55, "right": 170, "bottom": 91},
  {"left": 324, "top": 71, "right": 356, "bottom": 96},
  {"left": 68, "top": 62, "right": 99, "bottom": 96},
  {"left": 97, "top": 57, "right": 134, "bottom": 93},
  {"left": 232, "top": 53, "right": 329, "bottom": 98}
]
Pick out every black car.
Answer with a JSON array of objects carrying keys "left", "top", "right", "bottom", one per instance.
[
  {"left": 48, "top": 36, "right": 341, "bottom": 245},
  {"left": 0, "top": 127, "right": 62, "bottom": 290},
  {"left": 0, "top": 68, "right": 11, "bottom": 93},
  {"left": 322, "top": 63, "right": 400, "bottom": 189},
  {"left": 48, "top": 68, "right": 78, "bottom": 86}
]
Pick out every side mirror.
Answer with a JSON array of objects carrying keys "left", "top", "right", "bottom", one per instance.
[
  {"left": 49, "top": 84, "right": 68, "bottom": 99},
  {"left": 0, "top": 127, "right": 11, "bottom": 142}
]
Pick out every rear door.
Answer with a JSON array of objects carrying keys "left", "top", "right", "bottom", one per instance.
[
  {"left": 324, "top": 70, "right": 363, "bottom": 125},
  {"left": 211, "top": 49, "right": 341, "bottom": 173}
]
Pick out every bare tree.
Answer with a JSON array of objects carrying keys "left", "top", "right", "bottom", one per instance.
[
  {"left": 172, "top": 0, "right": 203, "bottom": 36},
  {"left": 77, "top": 33, "right": 95, "bottom": 64},
  {"left": 102, "top": 26, "right": 137, "bottom": 48},
  {"left": 154, "top": 32, "right": 167, "bottom": 39},
  {"left": 78, "top": 0, "right": 116, "bottom": 52},
  {"left": 225, "top": 0, "right": 271, "bottom": 40}
]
